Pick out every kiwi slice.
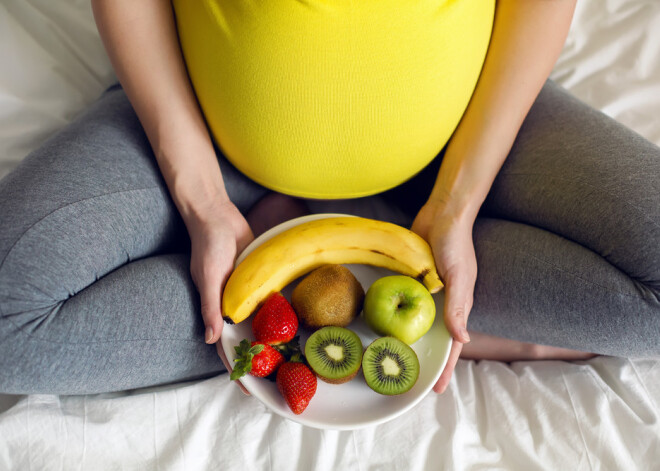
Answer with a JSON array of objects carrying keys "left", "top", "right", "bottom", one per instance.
[
  {"left": 304, "top": 326, "right": 363, "bottom": 384},
  {"left": 362, "top": 337, "right": 419, "bottom": 395}
]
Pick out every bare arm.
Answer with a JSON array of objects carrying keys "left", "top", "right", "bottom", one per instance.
[
  {"left": 429, "top": 0, "right": 576, "bottom": 219},
  {"left": 92, "top": 0, "right": 225, "bottom": 216},
  {"left": 92, "top": 0, "right": 253, "bottom": 363},
  {"left": 412, "top": 0, "right": 577, "bottom": 392}
]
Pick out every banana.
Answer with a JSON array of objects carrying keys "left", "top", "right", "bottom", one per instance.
[{"left": 222, "top": 216, "right": 443, "bottom": 324}]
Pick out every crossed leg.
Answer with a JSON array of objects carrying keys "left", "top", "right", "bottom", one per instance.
[
  {"left": 464, "top": 81, "right": 659, "bottom": 359},
  {"left": 0, "top": 85, "right": 268, "bottom": 394}
]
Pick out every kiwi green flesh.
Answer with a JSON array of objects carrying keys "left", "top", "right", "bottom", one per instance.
[
  {"left": 305, "top": 326, "right": 363, "bottom": 383},
  {"left": 362, "top": 337, "right": 420, "bottom": 395}
]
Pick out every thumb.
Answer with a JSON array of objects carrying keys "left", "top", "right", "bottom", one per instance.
[{"left": 443, "top": 268, "right": 474, "bottom": 344}]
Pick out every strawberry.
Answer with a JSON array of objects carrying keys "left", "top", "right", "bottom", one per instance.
[
  {"left": 276, "top": 361, "right": 317, "bottom": 415},
  {"left": 230, "top": 339, "right": 285, "bottom": 380},
  {"left": 252, "top": 292, "right": 299, "bottom": 345}
]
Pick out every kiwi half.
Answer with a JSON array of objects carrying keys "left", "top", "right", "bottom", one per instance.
[
  {"left": 304, "top": 326, "right": 363, "bottom": 384},
  {"left": 362, "top": 337, "right": 420, "bottom": 395}
]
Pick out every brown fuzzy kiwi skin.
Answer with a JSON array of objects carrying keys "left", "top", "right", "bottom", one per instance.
[
  {"left": 314, "top": 367, "right": 361, "bottom": 385},
  {"left": 292, "top": 265, "right": 365, "bottom": 329}
]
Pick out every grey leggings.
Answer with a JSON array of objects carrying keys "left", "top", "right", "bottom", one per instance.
[{"left": 1, "top": 81, "right": 659, "bottom": 395}]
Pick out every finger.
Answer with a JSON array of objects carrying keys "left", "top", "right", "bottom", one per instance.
[
  {"left": 212, "top": 264, "right": 250, "bottom": 396},
  {"left": 443, "top": 269, "right": 474, "bottom": 344},
  {"left": 209, "top": 268, "right": 250, "bottom": 396},
  {"left": 199, "top": 268, "right": 226, "bottom": 345},
  {"left": 215, "top": 342, "right": 251, "bottom": 396},
  {"left": 433, "top": 340, "right": 463, "bottom": 394}
]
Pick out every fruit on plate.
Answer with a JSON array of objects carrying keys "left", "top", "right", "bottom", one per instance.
[
  {"left": 304, "top": 326, "right": 363, "bottom": 384},
  {"left": 230, "top": 339, "right": 285, "bottom": 380},
  {"left": 276, "top": 361, "right": 318, "bottom": 415},
  {"left": 362, "top": 337, "right": 420, "bottom": 395},
  {"left": 292, "top": 265, "right": 364, "bottom": 329},
  {"left": 363, "top": 275, "right": 436, "bottom": 345},
  {"left": 222, "top": 216, "right": 443, "bottom": 324},
  {"left": 252, "top": 292, "right": 299, "bottom": 345}
]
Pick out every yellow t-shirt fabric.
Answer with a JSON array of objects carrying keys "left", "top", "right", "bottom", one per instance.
[{"left": 173, "top": 0, "right": 495, "bottom": 199}]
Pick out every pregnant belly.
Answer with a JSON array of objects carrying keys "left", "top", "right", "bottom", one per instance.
[{"left": 173, "top": 0, "right": 494, "bottom": 199}]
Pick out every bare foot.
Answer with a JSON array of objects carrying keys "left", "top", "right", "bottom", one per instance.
[
  {"left": 246, "top": 193, "right": 310, "bottom": 237},
  {"left": 460, "top": 330, "right": 597, "bottom": 362}
]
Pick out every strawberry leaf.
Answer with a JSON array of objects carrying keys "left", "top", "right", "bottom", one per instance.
[
  {"left": 230, "top": 363, "right": 249, "bottom": 381},
  {"left": 273, "top": 335, "right": 304, "bottom": 362},
  {"left": 249, "top": 343, "right": 265, "bottom": 356},
  {"left": 230, "top": 339, "right": 258, "bottom": 381},
  {"left": 289, "top": 352, "right": 304, "bottom": 363},
  {"left": 234, "top": 339, "right": 252, "bottom": 357}
]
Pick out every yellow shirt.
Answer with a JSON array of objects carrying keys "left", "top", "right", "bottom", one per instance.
[{"left": 173, "top": 0, "right": 495, "bottom": 199}]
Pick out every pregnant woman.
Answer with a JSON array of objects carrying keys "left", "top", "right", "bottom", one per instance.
[{"left": 1, "top": 0, "right": 658, "bottom": 395}]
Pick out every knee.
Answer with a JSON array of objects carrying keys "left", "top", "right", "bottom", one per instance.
[
  {"left": 0, "top": 215, "right": 73, "bottom": 329},
  {"left": 0, "top": 244, "right": 63, "bottom": 342},
  {"left": 0, "top": 312, "right": 31, "bottom": 394},
  {"left": 0, "top": 300, "right": 64, "bottom": 394},
  {"left": 0, "top": 259, "right": 61, "bottom": 333}
]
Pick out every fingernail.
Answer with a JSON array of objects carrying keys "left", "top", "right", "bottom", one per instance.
[
  {"left": 459, "top": 327, "right": 470, "bottom": 343},
  {"left": 205, "top": 326, "right": 214, "bottom": 344}
]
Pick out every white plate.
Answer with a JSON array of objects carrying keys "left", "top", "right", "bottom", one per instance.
[{"left": 221, "top": 213, "right": 452, "bottom": 430}]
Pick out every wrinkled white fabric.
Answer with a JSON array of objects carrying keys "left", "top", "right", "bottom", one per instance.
[
  {"left": 0, "top": 358, "right": 658, "bottom": 470},
  {"left": 1, "top": 0, "right": 659, "bottom": 470},
  {"left": 0, "top": 0, "right": 116, "bottom": 179}
]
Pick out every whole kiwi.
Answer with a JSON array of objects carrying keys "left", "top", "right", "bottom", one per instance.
[{"left": 292, "top": 265, "right": 365, "bottom": 329}]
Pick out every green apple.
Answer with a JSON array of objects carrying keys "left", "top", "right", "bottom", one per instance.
[{"left": 363, "top": 275, "right": 436, "bottom": 345}]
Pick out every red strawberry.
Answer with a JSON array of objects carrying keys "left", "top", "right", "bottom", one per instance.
[
  {"left": 276, "top": 362, "right": 317, "bottom": 415},
  {"left": 230, "top": 339, "right": 285, "bottom": 380},
  {"left": 252, "top": 292, "right": 298, "bottom": 345}
]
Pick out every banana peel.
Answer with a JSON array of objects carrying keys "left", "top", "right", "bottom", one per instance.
[{"left": 222, "top": 216, "right": 443, "bottom": 324}]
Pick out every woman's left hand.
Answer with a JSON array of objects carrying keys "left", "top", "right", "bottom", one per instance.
[{"left": 411, "top": 199, "right": 477, "bottom": 394}]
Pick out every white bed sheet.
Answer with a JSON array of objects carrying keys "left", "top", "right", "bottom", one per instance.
[{"left": 1, "top": 1, "right": 659, "bottom": 470}]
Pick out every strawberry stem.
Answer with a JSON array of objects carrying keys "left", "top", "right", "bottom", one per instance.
[{"left": 230, "top": 339, "right": 265, "bottom": 380}]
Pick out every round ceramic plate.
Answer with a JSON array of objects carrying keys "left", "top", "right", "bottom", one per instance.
[{"left": 221, "top": 213, "right": 452, "bottom": 430}]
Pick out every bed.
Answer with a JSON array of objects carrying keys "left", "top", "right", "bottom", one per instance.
[{"left": 1, "top": 0, "right": 659, "bottom": 469}]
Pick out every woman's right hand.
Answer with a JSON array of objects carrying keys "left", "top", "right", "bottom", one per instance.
[{"left": 185, "top": 198, "right": 254, "bottom": 389}]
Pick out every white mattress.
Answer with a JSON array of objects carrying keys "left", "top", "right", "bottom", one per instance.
[{"left": 1, "top": 1, "right": 659, "bottom": 469}]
